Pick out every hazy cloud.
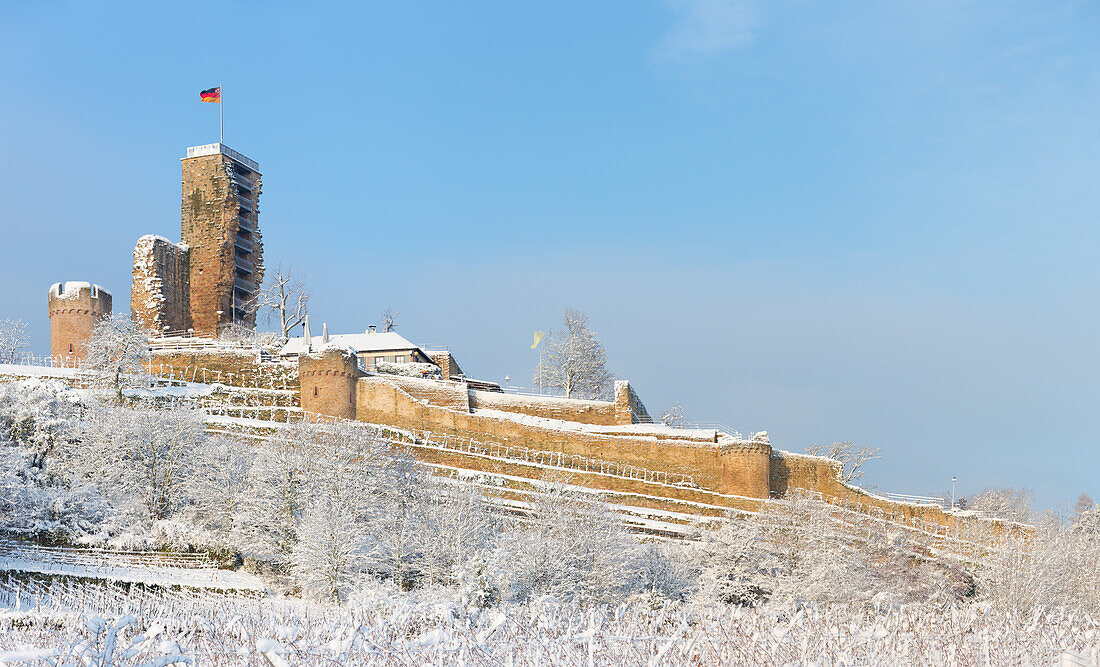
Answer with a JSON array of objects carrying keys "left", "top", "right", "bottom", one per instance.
[{"left": 657, "top": 0, "right": 762, "bottom": 59}]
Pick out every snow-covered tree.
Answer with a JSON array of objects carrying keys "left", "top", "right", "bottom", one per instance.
[
  {"left": 495, "top": 477, "right": 637, "bottom": 605},
  {"left": 661, "top": 404, "right": 687, "bottom": 428},
  {"left": 246, "top": 428, "right": 308, "bottom": 557},
  {"left": 85, "top": 314, "right": 152, "bottom": 401},
  {"left": 804, "top": 441, "right": 881, "bottom": 484},
  {"left": 0, "top": 318, "right": 29, "bottom": 363},
  {"left": 414, "top": 486, "right": 494, "bottom": 588},
  {"left": 253, "top": 264, "right": 309, "bottom": 338},
  {"left": 188, "top": 435, "right": 254, "bottom": 542},
  {"left": 0, "top": 379, "right": 102, "bottom": 539},
  {"left": 532, "top": 308, "right": 613, "bottom": 399},
  {"left": 963, "top": 487, "right": 1035, "bottom": 523},
  {"left": 78, "top": 404, "right": 205, "bottom": 522},
  {"left": 292, "top": 493, "right": 366, "bottom": 601}
]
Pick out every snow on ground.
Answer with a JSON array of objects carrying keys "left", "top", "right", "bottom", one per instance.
[
  {"left": 0, "top": 577, "right": 1096, "bottom": 665},
  {"left": 0, "top": 558, "right": 264, "bottom": 591},
  {"left": 0, "top": 364, "right": 82, "bottom": 379}
]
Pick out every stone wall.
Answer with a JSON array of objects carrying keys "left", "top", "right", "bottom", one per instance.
[
  {"left": 381, "top": 374, "right": 471, "bottom": 411},
  {"left": 148, "top": 350, "right": 299, "bottom": 389},
  {"left": 614, "top": 380, "right": 650, "bottom": 424},
  {"left": 47, "top": 282, "right": 112, "bottom": 362},
  {"left": 131, "top": 235, "right": 191, "bottom": 334},
  {"left": 353, "top": 375, "right": 762, "bottom": 496},
  {"left": 469, "top": 390, "right": 619, "bottom": 425}
]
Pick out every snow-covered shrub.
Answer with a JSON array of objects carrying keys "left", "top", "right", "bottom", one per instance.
[
  {"left": 0, "top": 379, "right": 104, "bottom": 540},
  {"left": 963, "top": 487, "right": 1035, "bottom": 523},
  {"left": 85, "top": 314, "right": 154, "bottom": 401},
  {"left": 493, "top": 478, "right": 639, "bottom": 605},
  {"left": 374, "top": 360, "right": 442, "bottom": 379},
  {"left": 186, "top": 435, "right": 254, "bottom": 545},
  {"left": 77, "top": 403, "right": 206, "bottom": 523}
]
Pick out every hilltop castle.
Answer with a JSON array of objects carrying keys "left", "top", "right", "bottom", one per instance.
[
  {"left": 38, "top": 140, "right": 977, "bottom": 533},
  {"left": 51, "top": 143, "right": 263, "bottom": 361}
]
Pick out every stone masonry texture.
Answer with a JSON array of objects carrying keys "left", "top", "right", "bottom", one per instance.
[
  {"left": 47, "top": 283, "right": 112, "bottom": 362},
  {"left": 131, "top": 235, "right": 191, "bottom": 334},
  {"left": 180, "top": 153, "right": 263, "bottom": 335}
]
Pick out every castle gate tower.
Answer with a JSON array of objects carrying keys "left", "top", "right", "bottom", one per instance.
[
  {"left": 47, "top": 282, "right": 112, "bottom": 362},
  {"left": 180, "top": 143, "right": 263, "bottom": 335}
]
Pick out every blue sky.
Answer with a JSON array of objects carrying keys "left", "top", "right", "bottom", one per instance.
[{"left": 2, "top": 1, "right": 1098, "bottom": 508}]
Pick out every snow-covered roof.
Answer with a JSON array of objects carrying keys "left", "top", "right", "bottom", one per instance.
[{"left": 281, "top": 331, "right": 424, "bottom": 356}]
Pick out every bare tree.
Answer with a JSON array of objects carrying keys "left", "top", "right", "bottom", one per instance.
[
  {"left": 661, "top": 404, "right": 687, "bottom": 428},
  {"left": 0, "top": 319, "right": 29, "bottom": 364},
  {"left": 532, "top": 308, "right": 613, "bottom": 399},
  {"left": 804, "top": 440, "right": 882, "bottom": 484},
  {"left": 379, "top": 308, "right": 400, "bottom": 332},
  {"left": 253, "top": 265, "right": 309, "bottom": 339},
  {"left": 85, "top": 315, "right": 152, "bottom": 401}
]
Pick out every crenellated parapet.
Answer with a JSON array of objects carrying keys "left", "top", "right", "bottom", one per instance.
[{"left": 47, "top": 281, "right": 112, "bottom": 362}]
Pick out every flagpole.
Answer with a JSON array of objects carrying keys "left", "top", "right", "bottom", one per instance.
[{"left": 219, "top": 82, "right": 223, "bottom": 144}]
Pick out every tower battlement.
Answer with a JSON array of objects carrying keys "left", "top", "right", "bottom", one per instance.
[{"left": 47, "top": 281, "right": 112, "bottom": 361}]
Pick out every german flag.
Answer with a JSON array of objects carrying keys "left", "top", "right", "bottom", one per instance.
[{"left": 200, "top": 87, "right": 221, "bottom": 103}]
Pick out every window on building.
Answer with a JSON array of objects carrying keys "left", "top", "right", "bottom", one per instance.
[
  {"left": 375, "top": 356, "right": 384, "bottom": 367},
  {"left": 393, "top": 355, "right": 405, "bottom": 363}
]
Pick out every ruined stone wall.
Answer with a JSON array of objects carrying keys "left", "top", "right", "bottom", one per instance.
[
  {"left": 769, "top": 451, "right": 977, "bottom": 529},
  {"left": 614, "top": 380, "right": 650, "bottom": 425},
  {"left": 47, "top": 282, "right": 112, "bottom": 361},
  {"left": 469, "top": 390, "right": 619, "bottom": 425},
  {"left": 131, "top": 235, "right": 191, "bottom": 334}
]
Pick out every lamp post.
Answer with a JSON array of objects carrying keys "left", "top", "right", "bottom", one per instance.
[{"left": 951, "top": 476, "right": 957, "bottom": 510}]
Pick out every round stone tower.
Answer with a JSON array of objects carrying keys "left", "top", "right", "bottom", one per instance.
[
  {"left": 299, "top": 346, "right": 360, "bottom": 420},
  {"left": 48, "top": 282, "right": 112, "bottom": 362},
  {"left": 717, "top": 437, "right": 773, "bottom": 499}
]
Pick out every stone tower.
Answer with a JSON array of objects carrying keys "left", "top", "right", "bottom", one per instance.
[
  {"left": 47, "top": 282, "right": 112, "bottom": 362},
  {"left": 180, "top": 143, "right": 263, "bottom": 335},
  {"left": 299, "top": 347, "right": 360, "bottom": 420}
]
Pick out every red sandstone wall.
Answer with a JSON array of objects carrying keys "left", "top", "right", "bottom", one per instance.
[
  {"left": 354, "top": 375, "right": 768, "bottom": 496},
  {"left": 148, "top": 351, "right": 298, "bottom": 389},
  {"left": 469, "top": 390, "right": 618, "bottom": 425},
  {"left": 181, "top": 153, "right": 261, "bottom": 334},
  {"left": 131, "top": 235, "right": 191, "bottom": 334},
  {"left": 380, "top": 375, "right": 471, "bottom": 411}
]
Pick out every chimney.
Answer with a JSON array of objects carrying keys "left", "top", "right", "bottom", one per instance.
[{"left": 322, "top": 322, "right": 329, "bottom": 344}]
